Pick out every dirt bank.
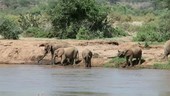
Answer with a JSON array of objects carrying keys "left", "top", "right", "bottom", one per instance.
[{"left": 0, "top": 38, "right": 165, "bottom": 67}]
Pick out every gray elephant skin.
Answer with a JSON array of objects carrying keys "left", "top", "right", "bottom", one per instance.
[
  {"left": 54, "top": 47, "right": 79, "bottom": 65},
  {"left": 82, "top": 49, "right": 93, "bottom": 68},
  {"left": 117, "top": 46, "right": 142, "bottom": 67},
  {"left": 38, "top": 43, "right": 70, "bottom": 65},
  {"left": 163, "top": 40, "right": 170, "bottom": 60}
]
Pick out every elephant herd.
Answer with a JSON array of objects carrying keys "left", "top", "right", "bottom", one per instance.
[
  {"left": 37, "top": 43, "right": 93, "bottom": 68},
  {"left": 37, "top": 40, "right": 170, "bottom": 68}
]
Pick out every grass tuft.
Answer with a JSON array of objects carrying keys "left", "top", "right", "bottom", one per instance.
[{"left": 104, "top": 57, "right": 126, "bottom": 68}]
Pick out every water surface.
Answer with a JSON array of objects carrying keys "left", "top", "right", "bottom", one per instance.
[{"left": 0, "top": 65, "right": 170, "bottom": 96}]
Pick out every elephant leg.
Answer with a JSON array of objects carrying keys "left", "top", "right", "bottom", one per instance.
[
  {"left": 129, "top": 57, "right": 133, "bottom": 67},
  {"left": 84, "top": 57, "right": 87, "bottom": 68},
  {"left": 69, "top": 57, "right": 74, "bottom": 65},
  {"left": 125, "top": 57, "right": 129, "bottom": 67},
  {"left": 51, "top": 52, "right": 55, "bottom": 65},
  {"left": 61, "top": 55, "right": 66, "bottom": 66},
  {"left": 82, "top": 58, "right": 86, "bottom": 67},
  {"left": 138, "top": 57, "right": 142, "bottom": 65},
  {"left": 85, "top": 62, "right": 88, "bottom": 68},
  {"left": 163, "top": 52, "right": 169, "bottom": 60},
  {"left": 71, "top": 59, "right": 74, "bottom": 65},
  {"left": 88, "top": 59, "right": 92, "bottom": 68},
  {"left": 38, "top": 52, "right": 48, "bottom": 64},
  {"left": 61, "top": 59, "right": 65, "bottom": 66},
  {"left": 82, "top": 58, "right": 85, "bottom": 64},
  {"left": 73, "top": 58, "right": 76, "bottom": 65},
  {"left": 53, "top": 55, "right": 57, "bottom": 65}
]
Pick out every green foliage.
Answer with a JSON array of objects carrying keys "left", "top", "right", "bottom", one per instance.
[
  {"left": 76, "top": 27, "right": 91, "bottom": 40},
  {"left": 104, "top": 57, "right": 126, "bottom": 68},
  {"left": 47, "top": 0, "right": 123, "bottom": 39},
  {"left": 18, "top": 12, "right": 41, "bottom": 31},
  {"left": 152, "top": 0, "right": 170, "bottom": 10},
  {"left": 144, "top": 42, "right": 149, "bottom": 48},
  {"left": 134, "top": 9, "right": 170, "bottom": 42},
  {"left": 134, "top": 22, "right": 161, "bottom": 42},
  {"left": 1, "top": 0, "right": 42, "bottom": 9},
  {"left": 117, "top": 23, "right": 141, "bottom": 33},
  {"left": 23, "top": 27, "right": 49, "bottom": 38},
  {"left": 112, "top": 27, "right": 128, "bottom": 37},
  {"left": 111, "top": 4, "right": 136, "bottom": 15},
  {"left": 158, "top": 11, "right": 170, "bottom": 40},
  {"left": 0, "top": 17, "right": 21, "bottom": 39},
  {"left": 0, "top": 0, "right": 169, "bottom": 40}
]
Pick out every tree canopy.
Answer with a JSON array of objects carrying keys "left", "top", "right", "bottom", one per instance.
[{"left": 48, "top": 0, "right": 120, "bottom": 39}]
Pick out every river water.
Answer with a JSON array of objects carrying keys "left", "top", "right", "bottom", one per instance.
[{"left": 0, "top": 65, "right": 170, "bottom": 96}]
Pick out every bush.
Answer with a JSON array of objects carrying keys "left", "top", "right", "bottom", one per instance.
[
  {"left": 134, "top": 10, "right": 170, "bottom": 42},
  {"left": 76, "top": 27, "right": 91, "bottom": 40},
  {"left": 158, "top": 11, "right": 170, "bottom": 41},
  {"left": 23, "top": 27, "right": 49, "bottom": 38},
  {"left": 76, "top": 26, "right": 127, "bottom": 40},
  {"left": 112, "top": 27, "right": 128, "bottom": 37},
  {"left": 117, "top": 23, "right": 141, "bottom": 33},
  {"left": 133, "top": 22, "right": 161, "bottom": 42},
  {"left": 48, "top": 0, "right": 124, "bottom": 39},
  {"left": 0, "top": 18, "right": 21, "bottom": 39}
]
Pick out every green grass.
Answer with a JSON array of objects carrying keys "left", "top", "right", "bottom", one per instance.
[
  {"left": 153, "top": 63, "right": 170, "bottom": 70},
  {"left": 104, "top": 57, "right": 170, "bottom": 70},
  {"left": 104, "top": 57, "right": 126, "bottom": 68}
]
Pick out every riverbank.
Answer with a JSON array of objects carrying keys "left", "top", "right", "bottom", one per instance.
[{"left": 0, "top": 37, "right": 167, "bottom": 69}]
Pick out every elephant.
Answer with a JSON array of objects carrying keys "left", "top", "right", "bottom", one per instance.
[
  {"left": 82, "top": 49, "right": 92, "bottom": 68},
  {"left": 54, "top": 47, "right": 79, "bottom": 66},
  {"left": 163, "top": 40, "right": 170, "bottom": 60},
  {"left": 38, "top": 43, "right": 70, "bottom": 65},
  {"left": 117, "top": 46, "right": 142, "bottom": 67}
]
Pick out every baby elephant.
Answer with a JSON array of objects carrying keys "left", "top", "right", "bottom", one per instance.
[
  {"left": 82, "top": 49, "right": 93, "bottom": 68},
  {"left": 117, "top": 46, "right": 142, "bottom": 67},
  {"left": 54, "top": 47, "right": 79, "bottom": 65}
]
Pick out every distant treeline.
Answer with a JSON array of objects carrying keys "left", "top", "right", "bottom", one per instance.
[{"left": 0, "top": 0, "right": 169, "bottom": 41}]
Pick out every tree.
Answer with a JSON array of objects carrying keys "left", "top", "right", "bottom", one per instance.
[
  {"left": 48, "top": 0, "right": 116, "bottom": 39},
  {"left": 0, "top": 18, "right": 21, "bottom": 39}
]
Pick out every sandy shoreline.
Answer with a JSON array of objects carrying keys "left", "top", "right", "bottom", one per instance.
[{"left": 0, "top": 38, "right": 166, "bottom": 68}]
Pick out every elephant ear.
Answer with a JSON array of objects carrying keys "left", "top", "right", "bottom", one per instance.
[
  {"left": 56, "top": 48, "right": 64, "bottom": 57},
  {"left": 123, "top": 50, "right": 129, "bottom": 56},
  {"left": 44, "top": 44, "right": 51, "bottom": 53},
  {"left": 117, "top": 50, "right": 124, "bottom": 57}
]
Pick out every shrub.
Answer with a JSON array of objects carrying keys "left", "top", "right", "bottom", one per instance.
[
  {"left": 112, "top": 27, "right": 128, "bottom": 37},
  {"left": 47, "top": 0, "right": 123, "bottom": 39},
  {"left": 133, "top": 22, "right": 161, "bottom": 42},
  {"left": 76, "top": 26, "right": 127, "bottom": 40},
  {"left": 76, "top": 27, "right": 91, "bottom": 40},
  {"left": 23, "top": 27, "right": 49, "bottom": 38},
  {"left": 134, "top": 10, "right": 170, "bottom": 42},
  {"left": 117, "top": 22, "right": 141, "bottom": 33},
  {"left": 0, "top": 18, "right": 21, "bottom": 39},
  {"left": 158, "top": 11, "right": 170, "bottom": 41}
]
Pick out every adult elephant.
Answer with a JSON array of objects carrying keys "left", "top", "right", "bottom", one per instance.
[
  {"left": 38, "top": 43, "right": 70, "bottom": 65},
  {"left": 54, "top": 47, "right": 79, "bottom": 66}
]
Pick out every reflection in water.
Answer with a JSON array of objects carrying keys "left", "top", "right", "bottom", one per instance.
[{"left": 0, "top": 65, "right": 170, "bottom": 96}]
